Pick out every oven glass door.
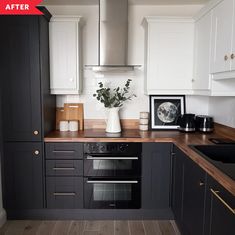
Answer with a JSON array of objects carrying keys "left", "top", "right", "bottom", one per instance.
[
  {"left": 84, "top": 154, "right": 141, "bottom": 177},
  {"left": 84, "top": 178, "right": 141, "bottom": 209}
]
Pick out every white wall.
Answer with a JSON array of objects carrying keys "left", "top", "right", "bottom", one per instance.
[
  {"left": 47, "top": 4, "right": 210, "bottom": 120},
  {"left": 208, "top": 97, "right": 235, "bottom": 128}
]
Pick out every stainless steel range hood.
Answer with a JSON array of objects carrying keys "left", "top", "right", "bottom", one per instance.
[{"left": 86, "top": 0, "right": 139, "bottom": 72}]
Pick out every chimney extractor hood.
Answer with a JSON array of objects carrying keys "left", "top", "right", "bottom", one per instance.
[{"left": 86, "top": 0, "right": 140, "bottom": 72}]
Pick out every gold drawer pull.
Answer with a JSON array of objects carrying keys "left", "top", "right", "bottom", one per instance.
[
  {"left": 231, "top": 54, "right": 234, "bottom": 59},
  {"left": 210, "top": 188, "right": 235, "bottom": 215},
  {"left": 199, "top": 181, "right": 204, "bottom": 186},
  {"left": 53, "top": 192, "right": 76, "bottom": 196},
  {"left": 53, "top": 167, "right": 75, "bottom": 171}
]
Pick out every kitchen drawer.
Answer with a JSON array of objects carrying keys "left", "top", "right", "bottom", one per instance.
[
  {"left": 45, "top": 143, "right": 83, "bottom": 159},
  {"left": 46, "top": 177, "right": 83, "bottom": 209},
  {"left": 46, "top": 160, "right": 83, "bottom": 176}
]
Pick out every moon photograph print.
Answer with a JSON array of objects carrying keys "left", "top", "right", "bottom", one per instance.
[
  {"left": 150, "top": 95, "right": 185, "bottom": 130},
  {"left": 157, "top": 102, "right": 178, "bottom": 123}
]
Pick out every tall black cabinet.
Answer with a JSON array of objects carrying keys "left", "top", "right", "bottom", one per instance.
[{"left": 0, "top": 8, "right": 56, "bottom": 214}]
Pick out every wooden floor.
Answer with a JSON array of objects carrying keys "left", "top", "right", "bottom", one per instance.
[{"left": 0, "top": 220, "right": 180, "bottom": 235}]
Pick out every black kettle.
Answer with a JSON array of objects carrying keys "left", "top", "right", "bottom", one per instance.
[{"left": 178, "top": 113, "right": 196, "bottom": 132}]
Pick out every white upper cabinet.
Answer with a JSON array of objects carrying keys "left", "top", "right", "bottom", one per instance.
[
  {"left": 231, "top": 1, "right": 235, "bottom": 71},
  {"left": 210, "top": 0, "right": 235, "bottom": 79},
  {"left": 193, "top": 12, "right": 212, "bottom": 94},
  {"left": 142, "top": 17, "right": 194, "bottom": 95},
  {"left": 49, "top": 16, "right": 82, "bottom": 94}
]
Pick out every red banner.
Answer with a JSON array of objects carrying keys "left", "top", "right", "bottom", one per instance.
[{"left": 0, "top": 0, "right": 43, "bottom": 15}]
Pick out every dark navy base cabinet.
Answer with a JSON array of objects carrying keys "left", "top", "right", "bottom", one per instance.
[
  {"left": 172, "top": 147, "right": 206, "bottom": 235},
  {"left": 172, "top": 145, "right": 235, "bottom": 235},
  {"left": 204, "top": 176, "right": 235, "bottom": 235},
  {"left": 171, "top": 146, "right": 184, "bottom": 231},
  {"left": 3, "top": 142, "right": 44, "bottom": 210},
  {"left": 45, "top": 143, "right": 84, "bottom": 209},
  {"left": 142, "top": 143, "right": 172, "bottom": 211},
  {"left": 182, "top": 156, "right": 206, "bottom": 235}
]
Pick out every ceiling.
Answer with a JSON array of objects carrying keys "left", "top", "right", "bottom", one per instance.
[{"left": 42, "top": 0, "right": 210, "bottom": 5}]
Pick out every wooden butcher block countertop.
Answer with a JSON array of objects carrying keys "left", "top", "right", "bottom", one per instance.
[{"left": 45, "top": 125, "right": 235, "bottom": 196}]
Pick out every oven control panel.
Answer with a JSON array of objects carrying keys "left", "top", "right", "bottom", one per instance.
[{"left": 84, "top": 143, "right": 141, "bottom": 155}]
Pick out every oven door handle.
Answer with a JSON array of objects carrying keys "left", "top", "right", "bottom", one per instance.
[
  {"left": 86, "top": 180, "right": 138, "bottom": 184},
  {"left": 86, "top": 155, "right": 138, "bottom": 160}
]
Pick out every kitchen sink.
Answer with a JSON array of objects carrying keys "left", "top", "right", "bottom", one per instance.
[
  {"left": 192, "top": 145, "right": 235, "bottom": 164},
  {"left": 190, "top": 144, "right": 235, "bottom": 180}
]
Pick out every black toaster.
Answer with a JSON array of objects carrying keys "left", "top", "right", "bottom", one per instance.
[{"left": 195, "top": 115, "right": 214, "bottom": 133}]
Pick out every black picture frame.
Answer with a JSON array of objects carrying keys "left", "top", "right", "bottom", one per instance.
[{"left": 149, "top": 95, "right": 186, "bottom": 130}]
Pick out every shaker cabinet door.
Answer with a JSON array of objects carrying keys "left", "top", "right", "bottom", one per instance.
[
  {"left": 193, "top": 12, "right": 212, "bottom": 92},
  {"left": 204, "top": 176, "right": 235, "bottom": 235},
  {"left": 171, "top": 146, "right": 184, "bottom": 231},
  {"left": 49, "top": 17, "right": 82, "bottom": 95},
  {"left": 0, "top": 16, "right": 42, "bottom": 141},
  {"left": 182, "top": 157, "right": 206, "bottom": 235},
  {"left": 143, "top": 17, "right": 194, "bottom": 94},
  {"left": 3, "top": 142, "right": 44, "bottom": 210},
  {"left": 142, "top": 143, "right": 171, "bottom": 209},
  {"left": 210, "top": 0, "right": 234, "bottom": 74},
  {"left": 231, "top": 2, "right": 235, "bottom": 71}
]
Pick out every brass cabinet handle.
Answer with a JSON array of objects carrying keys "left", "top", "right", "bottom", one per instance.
[
  {"left": 231, "top": 54, "right": 234, "bottom": 59},
  {"left": 34, "top": 150, "right": 40, "bottom": 156},
  {"left": 210, "top": 188, "right": 235, "bottom": 215},
  {"left": 33, "top": 130, "right": 39, "bottom": 135},
  {"left": 199, "top": 181, "right": 205, "bottom": 186},
  {"left": 224, "top": 55, "right": 228, "bottom": 61},
  {"left": 53, "top": 192, "right": 76, "bottom": 196}
]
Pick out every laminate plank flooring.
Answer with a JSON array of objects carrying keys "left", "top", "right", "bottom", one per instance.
[{"left": 0, "top": 220, "right": 180, "bottom": 235}]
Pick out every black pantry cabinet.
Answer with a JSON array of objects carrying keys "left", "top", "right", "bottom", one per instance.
[
  {"left": 0, "top": 8, "right": 56, "bottom": 213},
  {"left": 0, "top": 8, "right": 55, "bottom": 142}
]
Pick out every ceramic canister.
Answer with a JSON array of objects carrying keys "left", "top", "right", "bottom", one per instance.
[
  {"left": 140, "top": 112, "right": 149, "bottom": 119},
  {"left": 59, "top": 120, "right": 69, "bottom": 131},
  {"left": 69, "top": 120, "right": 79, "bottom": 131}
]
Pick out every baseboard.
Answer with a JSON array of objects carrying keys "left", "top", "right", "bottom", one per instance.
[
  {"left": 0, "top": 208, "right": 6, "bottom": 227},
  {"left": 7, "top": 208, "right": 174, "bottom": 220}
]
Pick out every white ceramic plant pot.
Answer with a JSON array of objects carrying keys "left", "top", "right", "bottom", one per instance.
[{"left": 105, "top": 107, "right": 121, "bottom": 133}]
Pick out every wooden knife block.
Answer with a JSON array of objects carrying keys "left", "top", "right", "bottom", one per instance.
[{"left": 56, "top": 103, "right": 84, "bottom": 130}]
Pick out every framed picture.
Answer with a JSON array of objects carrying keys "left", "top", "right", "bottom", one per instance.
[{"left": 150, "top": 95, "right": 185, "bottom": 130}]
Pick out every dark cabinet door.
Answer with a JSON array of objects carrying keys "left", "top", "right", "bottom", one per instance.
[
  {"left": 0, "top": 16, "right": 42, "bottom": 141},
  {"left": 182, "top": 156, "right": 206, "bottom": 235},
  {"left": 171, "top": 146, "right": 184, "bottom": 230},
  {"left": 142, "top": 143, "right": 171, "bottom": 209},
  {"left": 3, "top": 142, "right": 43, "bottom": 209},
  {"left": 205, "top": 176, "right": 235, "bottom": 235}
]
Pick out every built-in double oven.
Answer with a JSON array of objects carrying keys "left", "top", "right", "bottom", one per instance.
[{"left": 83, "top": 142, "right": 142, "bottom": 209}]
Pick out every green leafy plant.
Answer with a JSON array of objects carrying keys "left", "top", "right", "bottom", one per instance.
[{"left": 93, "top": 79, "right": 136, "bottom": 108}]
